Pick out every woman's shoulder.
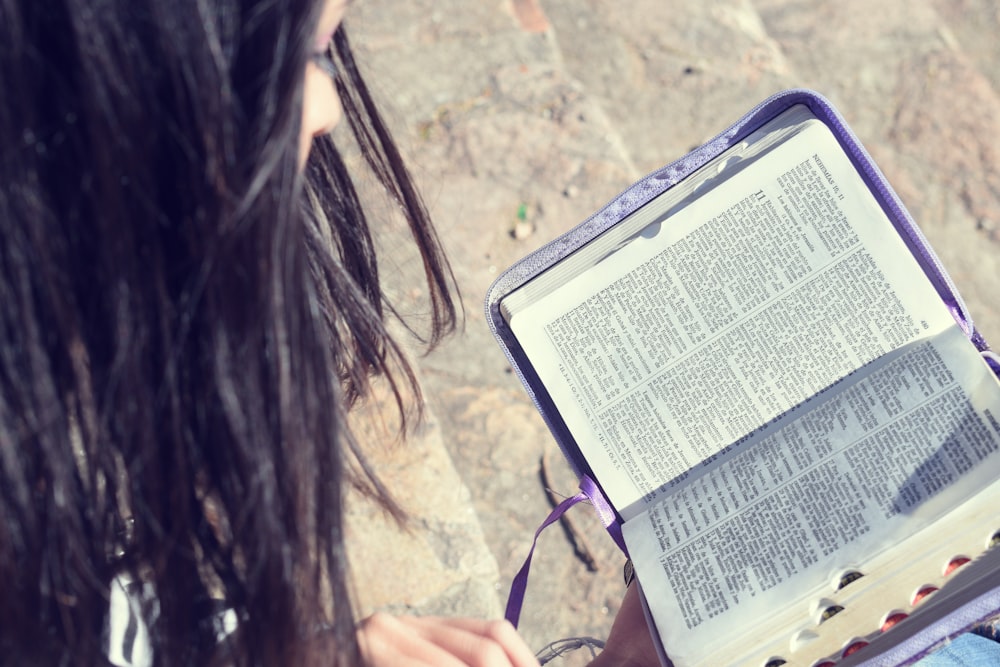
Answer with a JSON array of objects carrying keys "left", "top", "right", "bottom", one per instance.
[{"left": 106, "top": 576, "right": 236, "bottom": 667}]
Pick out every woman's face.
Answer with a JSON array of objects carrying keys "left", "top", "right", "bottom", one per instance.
[{"left": 299, "top": 0, "right": 349, "bottom": 166}]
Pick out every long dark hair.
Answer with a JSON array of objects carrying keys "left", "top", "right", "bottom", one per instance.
[{"left": 0, "top": 0, "right": 456, "bottom": 664}]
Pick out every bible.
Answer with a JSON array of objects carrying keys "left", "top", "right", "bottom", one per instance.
[{"left": 485, "top": 90, "right": 1000, "bottom": 666}]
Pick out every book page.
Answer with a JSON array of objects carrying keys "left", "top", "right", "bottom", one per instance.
[
  {"left": 507, "top": 118, "right": 958, "bottom": 519},
  {"left": 500, "top": 105, "right": 816, "bottom": 313},
  {"left": 624, "top": 327, "right": 1000, "bottom": 666}
]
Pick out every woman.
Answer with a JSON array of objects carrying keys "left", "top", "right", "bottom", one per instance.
[{"left": 0, "top": 0, "right": 541, "bottom": 664}]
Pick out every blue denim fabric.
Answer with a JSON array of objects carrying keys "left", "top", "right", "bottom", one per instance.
[{"left": 915, "top": 633, "right": 1000, "bottom": 666}]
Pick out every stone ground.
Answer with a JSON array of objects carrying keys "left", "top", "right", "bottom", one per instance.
[{"left": 340, "top": 1, "right": 1000, "bottom": 664}]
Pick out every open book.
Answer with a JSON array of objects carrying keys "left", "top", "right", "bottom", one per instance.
[{"left": 486, "top": 90, "right": 1000, "bottom": 666}]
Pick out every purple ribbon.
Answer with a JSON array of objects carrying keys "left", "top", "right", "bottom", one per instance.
[{"left": 504, "top": 475, "right": 627, "bottom": 627}]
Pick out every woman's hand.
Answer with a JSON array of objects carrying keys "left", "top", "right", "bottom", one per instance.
[
  {"left": 358, "top": 613, "right": 541, "bottom": 667},
  {"left": 588, "top": 582, "right": 663, "bottom": 667}
]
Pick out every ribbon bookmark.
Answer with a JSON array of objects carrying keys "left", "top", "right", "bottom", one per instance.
[{"left": 504, "top": 475, "right": 625, "bottom": 628}]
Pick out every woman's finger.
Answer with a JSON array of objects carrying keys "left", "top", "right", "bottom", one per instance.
[
  {"left": 359, "top": 613, "right": 469, "bottom": 667},
  {"left": 358, "top": 613, "right": 540, "bottom": 667},
  {"left": 400, "top": 616, "right": 540, "bottom": 667}
]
